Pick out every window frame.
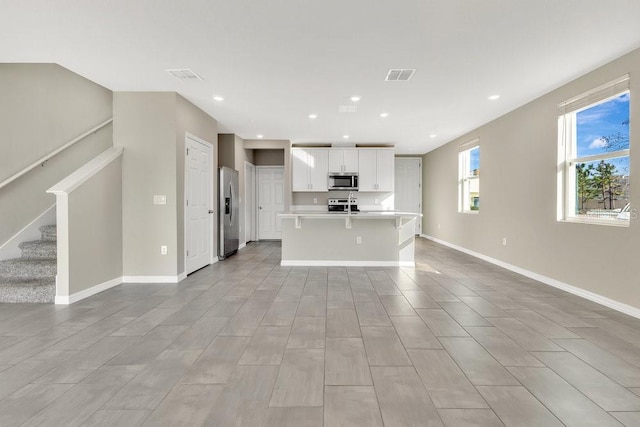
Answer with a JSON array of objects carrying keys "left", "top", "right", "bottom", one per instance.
[
  {"left": 458, "top": 141, "right": 480, "bottom": 214},
  {"left": 557, "top": 77, "right": 630, "bottom": 226}
]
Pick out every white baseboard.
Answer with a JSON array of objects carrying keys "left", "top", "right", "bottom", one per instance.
[
  {"left": 421, "top": 234, "right": 640, "bottom": 320},
  {"left": 121, "top": 275, "right": 186, "bottom": 284},
  {"left": 239, "top": 243, "right": 246, "bottom": 250},
  {"left": 281, "top": 260, "right": 415, "bottom": 267},
  {"left": 55, "top": 276, "right": 122, "bottom": 305},
  {"left": 54, "top": 271, "right": 190, "bottom": 305},
  {"left": 0, "top": 205, "right": 56, "bottom": 261}
]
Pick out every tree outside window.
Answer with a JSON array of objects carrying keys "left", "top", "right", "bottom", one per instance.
[{"left": 559, "top": 77, "right": 630, "bottom": 224}]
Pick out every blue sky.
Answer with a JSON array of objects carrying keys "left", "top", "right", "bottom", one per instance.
[
  {"left": 576, "top": 92, "right": 629, "bottom": 174},
  {"left": 576, "top": 93, "right": 629, "bottom": 152},
  {"left": 470, "top": 146, "right": 480, "bottom": 172}
]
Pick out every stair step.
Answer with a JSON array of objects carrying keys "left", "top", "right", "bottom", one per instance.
[
  {"left": 0, "top": 279, "right": 55, "bottom": 303},
  {"left": 40, "top": 225, "right": 57, "bottom": 242},
  {"left": 0, "top": 259, "right": 56, "bottom": 280},
  {"left": 19, "top": 240, "right": 57, "bottom": 260}
]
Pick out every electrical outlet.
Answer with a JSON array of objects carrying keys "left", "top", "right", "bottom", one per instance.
[
  {"left": 153, "top": 195, "right": 167, "bottom": 205},
  {"left": 313, "top": 198, "right": 317, "bottom": 204},
  {"left": 502, "top": 237, "right": 507, "bottom": 246},
  {"left": 161, "top": 245, "right": 167, "bottom": 255},
  {"left": 374, "top": 198, "right": 379, "bottom": 204},
  {"left": 438, "top": 223, "right": 441, "bottom": 230},
  {"left": 356, "top": 236, "right": 362, "bottom": 244}
]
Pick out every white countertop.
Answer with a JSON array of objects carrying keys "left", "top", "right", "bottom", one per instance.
[{"left": 279, "top": 211, "right": 422, "bottom": 219}]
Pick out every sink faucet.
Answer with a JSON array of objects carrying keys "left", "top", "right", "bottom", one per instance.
[{"left": 348, "top": 191, "right": 354, "bottom": 215}]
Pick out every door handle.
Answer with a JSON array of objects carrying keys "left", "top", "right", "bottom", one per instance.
[
  {"left": 259, "top": 206, "right": 262, "bottom": 210},
  {"left": 208, "top": 210, "right": 214, "bottom": 214}
]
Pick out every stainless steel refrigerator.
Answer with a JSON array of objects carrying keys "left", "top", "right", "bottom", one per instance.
[{"left": 219, "top": 166, "right": 239, "bottom": 260}]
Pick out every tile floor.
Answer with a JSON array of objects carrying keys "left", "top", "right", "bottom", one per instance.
[{"left": 1, "top": 239, "right": 640, "bottom": 426}]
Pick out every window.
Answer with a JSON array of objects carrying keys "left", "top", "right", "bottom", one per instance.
[
  {"left": 459, "top": 143, "right": 480, "bottom": 213},
  {"left": 558, "top": 75, "right": 630, "bottom": 225}
]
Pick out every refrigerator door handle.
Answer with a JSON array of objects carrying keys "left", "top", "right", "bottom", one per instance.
[{"left": 228, "top": 182, "right": 233, "bottom": 225}]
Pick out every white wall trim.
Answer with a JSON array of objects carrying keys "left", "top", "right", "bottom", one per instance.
[
  {"left": 281, "top": 260, "right": 414, "bottom": 267},
  {"left": 47, "top": 146, "right": 124, "bottom": 195},
  {"left": 55, "top": 276, "right": 122, "bottom": 305},
  {"left": 421, "top": 234, "right": 640, "bottom": 320},
  {"left": 184, "top": 133, "right": 216, "bottom": 275},
  {"left": 290, "top": 205, "right": 326, "bottom": 212},
  {"left": 239, "top": 243, "right": 246, "bottom": 250},
  {"left": 0, "top": 205, "right": 56, "bottom": 261},
  {"left": 122, "top": 275, "right": 186, "bottom": 284}
]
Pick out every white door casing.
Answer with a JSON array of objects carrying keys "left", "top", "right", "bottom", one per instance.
[
  {"left": 394, "top": 157, "right": 422, "bottom": 235},
  {"left": 185, "top": 135, "right": 214, "bottom": 274},
  {"left": 244, "top": 161, "right": 256, "bottom": 244},
  {"left": 257, "top": 166, "right": 285, "bottom": 240}
]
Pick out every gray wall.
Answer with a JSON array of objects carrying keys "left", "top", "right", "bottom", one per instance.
[
  {"left": 218, "top": 134, "right": 236, "bottom": 168},
  {"left": 245, "top": 139, "right": 292, "bottom": 211},
  {"left": 115, "top": 92, "right": 217, "bottom": 278},
  {"left": 0, "top": 64, "right": 113, "bottom": 245},
  {"left": 281, "top": 217, "right": 406, "bottom": 261},
  {"left": 422, "top": 46, "right": 640, "bottom": 310},
  {"left": 254, "top": 149, "right": 284, "bottom": 166},
  {"left": 115, "top": 92, "right": 179, "bottom": 277},
  {"left": 68, "top": 156, "right": 123, "bottom": 294}
]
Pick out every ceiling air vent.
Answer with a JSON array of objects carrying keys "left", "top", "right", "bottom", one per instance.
[
  {"left": 385, "top": 69, "right": 415, "bottom": 81},
  {"left": 165, "top": 68, "right": 204, "bottom": 81},
  {"left": 338, "top": 105, "right": 358, "bottom": 113}
]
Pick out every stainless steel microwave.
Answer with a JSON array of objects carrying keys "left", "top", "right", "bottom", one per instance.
[{"left": 328, "top": 173, "right": 358, "bottom": 191}]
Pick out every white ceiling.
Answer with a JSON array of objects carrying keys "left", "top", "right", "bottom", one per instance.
[{"left": 2, "top": 1, "right": 640, "bottom": 154}]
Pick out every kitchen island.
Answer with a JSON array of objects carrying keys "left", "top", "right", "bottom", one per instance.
[{"left": 278, "top": 211, "right": 421, "bottom": 267}]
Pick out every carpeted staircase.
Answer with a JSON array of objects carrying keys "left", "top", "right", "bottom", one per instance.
[{"left": 0, "top": 225, "right": 57, "bottom": 303}]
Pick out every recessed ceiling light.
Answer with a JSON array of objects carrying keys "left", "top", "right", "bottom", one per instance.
[
  {"left": 350, "top": 96, "right": 361, "bottom": 102},
  {"left": 308, "top": 114, "right": 318, "bottom": 119},
  {"left": 380, "top": 113, "right": 389, "bottom": 118},
  {"left": 488, "top": 95, "right": 500, "bottom": 100},
  {"left": 257, "top": 134, "right": 264, "bottom": 139},
  {"left": 429, "top": 134, "right": 437, "bottom": 138},
  {"left": 343, "top": 135, "right": 350, "bottom": 139},
  {"left": 212, "top": 96, "right": 224, "bottom": 102}
]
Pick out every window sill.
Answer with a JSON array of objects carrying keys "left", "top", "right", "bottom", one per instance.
[
  {"left": 460, "top": 210, "right": 479, "bottom": 215},
  {"left": 559, "top": 217, "right": 629, "bottom": 227}
]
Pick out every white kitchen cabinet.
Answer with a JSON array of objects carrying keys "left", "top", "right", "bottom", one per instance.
[
  {"left": 375, "top": 149, "right": 394, "bottom": 192},
  {"left": 329, "top": 149, "right": 358, "bottom": 173},
  {"left": 358, "top": 149, "right": 394, "bottom": 192},
  {"left": 292, "top": 148, "right": 328, "bottom": 191}
]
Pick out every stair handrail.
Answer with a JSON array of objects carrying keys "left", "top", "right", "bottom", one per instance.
[{"left": 0, "top": 118, "right": 113, "bottom": 190}]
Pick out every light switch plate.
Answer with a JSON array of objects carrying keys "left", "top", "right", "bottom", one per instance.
[{"left": 154, "top": 195, "right": 167, "bottom": 205}]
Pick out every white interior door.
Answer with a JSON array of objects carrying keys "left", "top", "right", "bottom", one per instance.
[
  {"left": 257, "top": 166, "right": 284, "bottom": 240},
  {"left": 245, "top": 161, "right": 256, "bottom": 243},
  {"left": 394, "top": 157, "right": 422, "bottom": 235},
  {"left": 186, "top": 135, "right": 213, "bottom": 274}
]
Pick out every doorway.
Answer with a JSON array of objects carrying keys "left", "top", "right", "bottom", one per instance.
[
  {"left": 394, "top": 157, "right": 422, "bottom": 235},
  {"left": 185, "top": 134, "right": 214, "bottom": 274},
  {"left": 257, "top": 166, "right": 284, "bottom": 240}
]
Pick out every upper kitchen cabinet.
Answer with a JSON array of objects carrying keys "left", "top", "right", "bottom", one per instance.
[
  {"left": 292, "top": 148, "right": 329, "bottom": 191},
  {"left": 358, "top": 149, "right": 394, "bottom": 192},
  {"left": 328, "top": 149, "right": 358, "bottom": 173}
]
